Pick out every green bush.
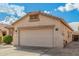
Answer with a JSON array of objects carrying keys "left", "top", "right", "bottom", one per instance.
[
  {"left": 3, "top": 35, "right": 13, "bottom": 44},
  {"left": 0, "top": 36, "right": 2, "bottom": 43}
]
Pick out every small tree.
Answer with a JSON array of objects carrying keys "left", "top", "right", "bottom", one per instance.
[{"left": 3, "top": 35, "right": 13, "bottom": 44}]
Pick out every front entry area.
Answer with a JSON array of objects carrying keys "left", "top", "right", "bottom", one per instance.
[{"left": 2, "top": 31, "right": 7, "bottom": 36}]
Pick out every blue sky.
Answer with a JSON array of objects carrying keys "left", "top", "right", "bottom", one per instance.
[{"left": 0, "top": 3, "right": 79, "bottom": 24}]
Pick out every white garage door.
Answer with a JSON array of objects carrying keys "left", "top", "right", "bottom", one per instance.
[{"left": 19, "top": 28, "right": 53, "bottom": 47}]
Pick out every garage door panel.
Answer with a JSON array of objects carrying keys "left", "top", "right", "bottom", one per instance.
[{"left": 20, "top": 28, "right": 53, "bottom": 47}]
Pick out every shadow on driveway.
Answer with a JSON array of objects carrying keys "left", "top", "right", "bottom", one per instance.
[{"left": 14, "top": 46, "right": 51, "bottom": 56}]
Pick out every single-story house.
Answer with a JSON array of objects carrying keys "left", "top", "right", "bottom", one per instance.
[{"left": 10, "top": 11, "right": 73, "bottom": 48}]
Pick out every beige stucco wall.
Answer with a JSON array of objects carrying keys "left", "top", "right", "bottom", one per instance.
[
  {"left": 12, "top": 14, "right": 72, "bottom": 48},
  {"left": 60, "top": 22, "right": 72, "bottom": 43}
]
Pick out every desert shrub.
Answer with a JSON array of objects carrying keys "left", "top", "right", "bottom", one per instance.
[{"left": 3, "top": 35, "right": 13, "bottom": 44}]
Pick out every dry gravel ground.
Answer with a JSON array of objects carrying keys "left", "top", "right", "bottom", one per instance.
[{"left": 0, "top": 41, "right": 79, "bottom": 56}]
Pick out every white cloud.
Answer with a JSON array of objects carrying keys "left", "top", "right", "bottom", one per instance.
[
  {"left": 65, "top": 3, "right": 75, "bottom": 11},
  {"left": 69, "top": 22, "right": 79, "bottom": 31},
  {"left": 43, "top": 10, "right": 51, "bottom": 14},
  {"left": 55, "top": 3, "right": 79, "bottom": 12},
  {"left": 9, "top": 4, "right": 26, "bottom": 17},
  {"left": 0, "top": 16, "right": 18, "bottom": 25},
  {"left": 57, "top": 6, "right": 65, "bottom": 12},
  {"left": 0, "top": 3, "right": 26, "bottom": 24},
  {"left": 0, "top": 3, "right": 26, "bottom": 17}
]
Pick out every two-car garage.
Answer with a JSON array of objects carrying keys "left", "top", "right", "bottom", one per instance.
[{"left": 18, "top": 26, "right": 54, "bottom": 47}]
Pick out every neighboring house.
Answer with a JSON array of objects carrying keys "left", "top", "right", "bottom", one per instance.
[
  {"left": 0, "top": 23, "right": 13, "bottom": 37},
  {"left": 11, "top": 11, "right": 73, "bottom": 48},
  {"left": 69, "top": 23, "right": 79, "bottom": 41},
  {"left": 72, "top": 31, "right": 79, "bottom": 41},
  {"left": 71, "top": 26, "right": 79, "bottom": 41}
]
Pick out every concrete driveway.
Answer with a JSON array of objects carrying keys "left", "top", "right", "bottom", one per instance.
[
  {"left": 0, "top": 44, "right": 49, "bottom": 56},
  {"left": 43, "top": 41, "right": 79, "bottom": 56},
  {"left": 0, "top": 41, "right": 79, "bottom": 56}
]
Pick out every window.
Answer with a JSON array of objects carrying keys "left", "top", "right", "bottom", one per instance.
[{"left": 29, "top": 14, "right": 39, "bottom": 22}]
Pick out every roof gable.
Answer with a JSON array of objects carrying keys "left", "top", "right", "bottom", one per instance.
[{"left": 12, "top": 11, "right": 73, "bottom": 31}]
